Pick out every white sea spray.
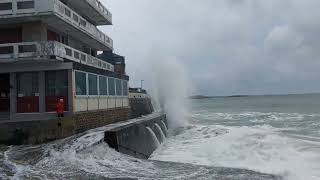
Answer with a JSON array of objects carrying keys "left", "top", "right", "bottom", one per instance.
[{"left": 147, "top": 57, "right": 191, "bottom": 129}]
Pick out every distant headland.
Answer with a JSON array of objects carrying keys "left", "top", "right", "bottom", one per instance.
[{"left": 189, "top": 93, "right": 320, "bottom": 99}]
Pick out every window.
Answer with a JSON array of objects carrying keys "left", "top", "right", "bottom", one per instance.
[
  {"left": 0, "top": 3, "right": 12, "bottom": 11},
  {"left": 75, "top": 71, "right": 86, "bottom": 95},
  {"left": 123, "top": 81, "right": 128, "bottom": 96},
  {"left": 61, "top": 35, "right": 68, "bottom": 45},
  {"left": 116, "top": 79, "right": 122, "bottom": 96},
  {"left": 17, "top": 1, "right": 34, "bottom": 9},
  {"left": 16, "top": 72, "right": 39, "bottom": 113},
  {"left": 88, "top": 74, "right": 98, "bottom": 95},
  {"left": 45, "top": 71, "right": 68, "bottom": 96},
  {"left": 99, "top": 76, "right": 107, "bottom": 95},
  {"left": 45, "top": 71, "right": 68, "bottom": 112},
  {"left": 17, "top": 72, "right": 38, "bottom": 96},
  {"left": 108, "top": 78, "right": 115, "bottom": 96}
]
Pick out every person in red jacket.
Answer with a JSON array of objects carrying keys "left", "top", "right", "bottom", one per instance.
[{"left": 56, "top": 98, "right": 65, "bottom": 118}]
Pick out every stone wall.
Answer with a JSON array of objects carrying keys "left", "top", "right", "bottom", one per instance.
[
  {"left": 0, "top": 107, "right": 131, "bottom": 145},
  {"left": 129, "top": 98, "right": 154, "bottom": 118},
  {"left": 74, "top": 107, "right": 130, "bottom": 133}
]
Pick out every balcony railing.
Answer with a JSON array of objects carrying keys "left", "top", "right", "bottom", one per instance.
[
  {"left": 0, "top": 41, "right": 114, "bottom": 72},
  {"left": 86, "top": 0, "right": 112, "bottom": 23},
  {"left": 0, "top": 0, "right": 113, "bottom": 50}
]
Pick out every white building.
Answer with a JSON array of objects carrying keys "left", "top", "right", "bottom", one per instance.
[{"left": 0, "top": 0, "right": 129, "bottom": 123}]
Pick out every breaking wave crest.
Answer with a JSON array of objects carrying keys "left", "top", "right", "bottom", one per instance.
[{"left": 0, "top": 123, "right": 278, "bottom": 180}]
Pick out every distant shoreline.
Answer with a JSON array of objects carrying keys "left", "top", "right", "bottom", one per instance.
[{"left": 189, "top": 93, "right": 320, "bottom": 99}]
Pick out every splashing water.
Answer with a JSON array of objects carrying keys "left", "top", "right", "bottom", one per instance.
[
  {"left": 148, "top": 58, "right": 191, "bottom": 129},
  {"left": 155, "top": 123, "right": 166, "bottom": 142},
  {"left": 146, "top": 127, "right": 161, "bottom": 147}
]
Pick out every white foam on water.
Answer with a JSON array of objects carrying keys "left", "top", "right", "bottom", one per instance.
[
  {"left": 150, "top": 124, "right": 320, "bottom": 180},
  {"left": 191, "top": 111, "right": 316, "bottom": 122}
]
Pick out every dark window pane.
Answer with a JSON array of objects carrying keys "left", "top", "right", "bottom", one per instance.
[
  {"left": 123, "top": 81, "right": 128, "bottom": 96},
  {"left": 99, "top": 76, "right": 107, "bottom": 95},
  {"left": 88, "top": 74, "right": 98, "bottom": 95},
  {"left": 45, "top": 70, "right": 68, "bottom": 96},
  {"left": 45, "top": 70, "right": 68, "bottom": 112},
  {"left": 0, "top": 3, "right": 12, "bottom": 11},
  {"left": 116, "top": 79, "right": 122, "bottom": 96},
  {"left": 108, "top": 78, "right": 115, "bottom": 96},
  {"left": 17, "top": 1, "right": 34, "bottom": 9},
  {"left": 75, "top": 71, "right": 87, "bottom": 95},
  {"left": 17, "top": 72, "right": 39, "bottom": 96}
]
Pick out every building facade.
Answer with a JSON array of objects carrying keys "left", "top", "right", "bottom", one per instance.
[{"left": 0, "top": 0, "right": 131, "bottom": 144}]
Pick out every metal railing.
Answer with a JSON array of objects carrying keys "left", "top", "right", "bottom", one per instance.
[
  {"left": 0, "top": 0, "right": 113, "bottom": 49},
  {"left": 0, "top": 41, "right": 114, "bottom": 72},
  {"left": 86, "top": 0, "right": 112, "bottom": 23}
]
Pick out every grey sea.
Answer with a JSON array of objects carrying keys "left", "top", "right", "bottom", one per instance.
[{"left": 2, "top": 94, "right": 320, "bottom": 180}]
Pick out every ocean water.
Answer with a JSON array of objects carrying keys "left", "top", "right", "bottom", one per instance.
[
  {"left": 151, "top": 94, "right": 320, "bottom": 180},
  {"left": 1, "top": 94, "right": 320, "bottom": 179}
]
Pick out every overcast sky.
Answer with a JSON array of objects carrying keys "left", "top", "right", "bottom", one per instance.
[{"left": 100, "top": 0, "right": 320, "bottom": 96}]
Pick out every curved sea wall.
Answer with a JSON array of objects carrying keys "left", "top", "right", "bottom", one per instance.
[{"left": 105, "top": 113, "right": 167, "bottom": 159}]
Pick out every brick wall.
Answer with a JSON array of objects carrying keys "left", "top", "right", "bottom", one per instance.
[{"left": 74, "top": 107, "right": 130, "bottom": 133}]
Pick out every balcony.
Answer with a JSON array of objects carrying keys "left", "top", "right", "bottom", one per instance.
[
  {"left": 0, "top": 0, "right": 113, "bottom": 50},
  {"left": 0, "top": 41, "right": 114, "bottom": 72},
  {"left": 64, "top": 0, "right": 112, "bottom": 25}
]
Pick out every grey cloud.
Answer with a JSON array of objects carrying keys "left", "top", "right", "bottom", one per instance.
[{"left": 101, "top": 0, "right": 320, "bottom": 95}]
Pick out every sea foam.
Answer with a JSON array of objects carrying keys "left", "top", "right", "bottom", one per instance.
[{"left": 150, "top": 123, "right": 320, "bottom": 180}]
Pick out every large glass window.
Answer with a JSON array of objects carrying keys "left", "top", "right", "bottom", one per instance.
[
  {"left": 16, "top": 72, "right": 39, "bottom": 113},
  {"left": 46, "top": 71, "right": 68, "bottom": 96},
  {"left": 45, "top": 70, "right": 68, "bottom": 112},
  {"left": 99, "top": 76, "right": 107, "bottom": 95},
  {"left": 108, "top": 78, "right": 115, "bottom": 96},
  {"left": 123, "top": 81, "right": 128, "bottom": 96},
  {"left": 116, "top": 79, "right": 122, "bottom": 96},
  {"left": 88, "top": 74, "right": 98, "bottom": 95},
  {"left": 75, "top": 71, "right": 87, "bottom": 95},
  {"left": 17, "top": 72, "right": 38, "bottom": 97}
]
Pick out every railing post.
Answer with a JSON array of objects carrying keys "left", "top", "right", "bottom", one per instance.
[
  {"left": 12, "top": 0, "right": 17, "bottom": 15},
  {"left": 13, "top": 44, "right": 19, "bottom": 59}
]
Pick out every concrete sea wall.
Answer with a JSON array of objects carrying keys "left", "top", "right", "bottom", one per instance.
[
  {"left": 0, "top": 107, "right": 130, "bottom": 145},
  {"left": 129, "top": 97, "right": 154, "bottom": 118},
  {"left": 105, "top": 113, "right": 167, "bottom": 159}
]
